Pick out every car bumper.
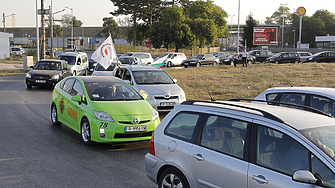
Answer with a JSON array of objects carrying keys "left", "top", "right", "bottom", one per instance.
[
  {"left": 182, "top": 62, "right": 197, "bottom": 67},
  {"left": 26, "top": 78, "right": 60, "bottom": 86},
  {"left": 145, "top": 153, "right": 166, "bottom": 184},
  {"left": 89, "top": 116, "right": 160, "bottom": 143}
]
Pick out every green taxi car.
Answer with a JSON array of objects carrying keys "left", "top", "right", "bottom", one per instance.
[{"left": 50, "top": 76, "right": 160, "bottom": 144}]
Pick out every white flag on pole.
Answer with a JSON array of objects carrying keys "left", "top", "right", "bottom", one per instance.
[{"left": 91, "top": 35, "right": 117, "bottom": 69}]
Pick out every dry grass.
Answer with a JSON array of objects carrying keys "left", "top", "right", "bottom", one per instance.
[{"left": 165, "top": 63, "right": 335, "bottom": 101}]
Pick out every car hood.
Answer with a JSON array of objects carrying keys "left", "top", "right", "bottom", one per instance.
[
  {"left": 184, "top": 59, "right": 200, "bottom": 63},
  {"left": 135, "top": 84, "right": 182, "bottom": 95},
  {"left": 29, "top": 69, "right": 61, "bottom": 76},
  {"left": 92, "top": 100, "right": 153, "bottom": 116}
]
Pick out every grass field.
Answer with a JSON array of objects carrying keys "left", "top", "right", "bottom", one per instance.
[{"left": 164, "top": 63, "right": 335, "bottom": 101}]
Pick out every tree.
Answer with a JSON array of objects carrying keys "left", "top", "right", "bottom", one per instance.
[
  {"left": 99, "top": 17, "right": 120, "bottom": 40},
  {"left": 312, "top": 10, "right": 335, "bottom": 36},
  {"left": 46, "top": 25, "right": 63, "bottom": 37},
  {"left": 61, "top": 14, "right": 83, "bottom": 27},
  {"left": 162, "top": 0, "right": 190, "bottom": 7},
  {"left": 149, "top": 5, "right": 194, "bottom": 51},
  {"left": 265, "top": 5, "right": 291, "bottom": 25},
  {"left": 186, "top": 0, "right": 228, "bottom": 47},
  {"left": 242, "top": 13, "right": 258, "bottom": 50}
]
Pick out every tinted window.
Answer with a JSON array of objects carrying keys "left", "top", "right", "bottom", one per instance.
[
  {"left": 70, "top": 80, "right": 84, "bottom": 96},
  {"left": 133, "top": 70, "right": 174, "bottom": 84},
  {"left": 58, "top": 56, "right": 76, "bottom": 65},
  {"left": 310, "top": 95, "right": 335, "bottom": 116},
  {"left": 278, "top": 93, "right": 305, "bottom": 109},
  {"left": 164, "top": 112, "right": 200, "bottom": 141},
  {"left": 62, "top": 78, "right": 75, "bottom": 94},
  {"left": 201, "top": 115, "right": 247, "bottom": 159}
]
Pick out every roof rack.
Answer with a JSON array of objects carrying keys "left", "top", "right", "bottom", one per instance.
[
  {"left": 181, "top": 100, "right": 285, "bottom": 123},
  {"left": 228, "top": 98, "right": 332, "bottom": 118}
]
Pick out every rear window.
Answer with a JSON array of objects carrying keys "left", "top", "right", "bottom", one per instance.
[{"left": 164, "top": 112, "right": 200, "bottom": 141}]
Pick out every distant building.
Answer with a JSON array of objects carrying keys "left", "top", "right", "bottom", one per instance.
[
  {"left": 316, "top": 35, "right": 335, "bottom": 49},
  {"left": 0, "top": 32, "right": 14, "bottom": 59}
]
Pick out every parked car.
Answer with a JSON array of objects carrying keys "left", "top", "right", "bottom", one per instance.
[
  {"left": 25, "top": 59, "right": 71, "bottom": 88},
  {"left": 57, "top": 51, "right": 89, "bottom": 76},
  {"left": 297, "top": 52, "right": 313, "bottom": 63},
  {"left": 119, "top": 52, "right": 154, "bottom": 65},
  {"left": 248, "top": 50, "right": 273, "bottom": 63},
  {"left": 265, "top": 52, "right": 301, "bottom": 64},
  {"left": 210, "top": 52, "right": 230, "bottom": 58},
  {"left": 50, "top": 76, "right": 160, "bottom": 144},
  {"left": 112, "top": 65, "right": 186, "bottom": 112},
  {"left": 219, "top": 53, "right": 256, "bottom": 65},
  {"left": 181, "top": 54, "right": 219, "bottom": 67},
  {"left": 10, "top": 46, "right": 25, "bottom": 56},
  {"left": 164, "top": 52, "right": 187, "bottom": 68},
  {"left": 118, "top": 56, "right": 143, "bottom": 66},
  {"left": 91, "top": 61, "right": 118, "bottom": 76},
  {"left": 145, "top": 100, "right": 335, "bottom": 188},
  {"left": 308, "top": 51, "right": 335, "bottom": 63},
  {"left": 253, "top": 87, "right": 335, "bottom": 117}
]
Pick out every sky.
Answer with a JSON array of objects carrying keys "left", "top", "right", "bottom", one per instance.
[{"left": 1, "top": 0, "right": 335, "bottom": 28}]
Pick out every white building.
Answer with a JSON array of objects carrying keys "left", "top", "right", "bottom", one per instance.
[
  {"left": 0, "top": 32, "right": 13, "bottom": 59},
  {"left": 316, "top": 35, "right": 335, "bottom": 49}
]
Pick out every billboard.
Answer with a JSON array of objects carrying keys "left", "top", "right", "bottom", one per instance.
[{"left": 253, "top": 27, "right": 278, "bottom": 45}]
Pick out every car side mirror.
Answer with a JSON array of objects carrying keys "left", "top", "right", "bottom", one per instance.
[
  {"left": 30, "top": 66, "right": 34, "bottom": 69},
  {"left": 71, "top": 95, "right": 82, "bottom": 103},
  {"left": 292, "top": 170, "right": 319, "bottom": 185},
  {"left": 141, "top": 94, "right": 147, "bottom": 100}
]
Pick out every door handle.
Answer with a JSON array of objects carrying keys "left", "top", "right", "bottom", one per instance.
[
  {"left": 252, "top": 175, "right": 268, "bottom": 184},
  {"left": 192, "top": 154, "right": 204, "bottom": 161}
]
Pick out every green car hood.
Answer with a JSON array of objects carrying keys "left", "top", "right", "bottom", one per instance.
[{"left": 91, "top": 100, "right": 153, "bottom": 116}]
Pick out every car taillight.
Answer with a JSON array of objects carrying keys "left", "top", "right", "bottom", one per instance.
[{"left": 149, "top": 132, "right": 155, "bottom": 155}]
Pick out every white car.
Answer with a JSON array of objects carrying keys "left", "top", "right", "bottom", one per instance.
[
  {"left": 112, "top": 65, "right": 186, "bottom": 112},
  {"left": 10, "top": 47, "right": 25, "bottom": 56},
  {"left": 254, "top": 87, "right": 335, "bottom": 117},
  {"left": 120, "top": 52, "right": 154, "bottom": 65},
  {"left": 152, "top": 52, "right": 187, "bottom": 68},
  {"left": 57, "top": 52, "right": 89, "bottom": 76}
]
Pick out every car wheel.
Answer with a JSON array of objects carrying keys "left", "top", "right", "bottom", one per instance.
[
  {"left": 158, "top": 168, "right": 189, "bottom": 188},
  {"left": 196, "top": 62, "right": 201, "bottom": 67},
  {"left": 275, "top": 61, "right": 279, "bottom": 64},
  {"left": 167, "top": 62, "right": 172, "bottom": 68},
  {"left": 184, "top": 65, "right": 188, "bottom": 68},
  {"left": 26, "top": 83, "right": 32, "bottom": 89},
  {"left": 314, "top": 60, "right": 319, "bottom": 63},
  {"left": 81, "top": 118, "right": 92, "bottom": 145},
  {"left": 248, "top": 60, "right": 252, "bottom": 64},
  {"left": 51, "top": 103, "right": 61, "bottom": 126},
  {"left": 295, "top": 60, "right": 299, "bottom": 64},
  {"left": 213, "top": 61, "right": 217, "bottom": 66},
  {"left": 230, "top": 61, "right": 234, "bottom": 66}
]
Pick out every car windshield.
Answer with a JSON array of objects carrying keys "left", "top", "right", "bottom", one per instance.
[
  {"left": 121, "top": 52, "right": 134, "bottom": 57},
  {"left": 300, "top": 125, "right": 335, "bottom": 162},
  {"left": 273, "top": 53, "right": 283, "bottom": 57},
  {"left": 119, "top": 58, "right": 133, "bottom": 65},
  {"left": 190, "top": 55, "right": 203, "bottom": 59},
  {"left": 85, "top": 82, "right": 143, "bottom": 101},
  {"left": 133, "top": 70, "right": 174, "bottom": 85},
  {"left": 57, "top": 56, "right": 76, "bottom": 65},
  {"left": 94, "top": 63, "right": 117, "bottom": 71},
  {"left": 12, "top": 48, "right": 20, "bottom": 51},
  {"left": 34, "top": 61, "right": 61, "bottom": 70}
]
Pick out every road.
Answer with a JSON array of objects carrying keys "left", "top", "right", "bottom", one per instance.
[{"left": 0, "top": 74, "right": 156, "bottom": 188}]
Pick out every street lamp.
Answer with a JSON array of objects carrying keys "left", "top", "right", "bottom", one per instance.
[
  {"left": 293, "top": 28, "right": 296, "bottom": 48},
  {"left": 280, "top": 4, "right": 287, "bottom": 49},
  {"left": 3, "top": 13, "right": 16, "bottom": 32},
  {"left": 237, "top": 0, "right": 240, "bottom": 52},
  {"left": 64, "top": 6, "right": 73, "bottom": 51},
  {"left": 229, "top": 15, "right": 235, "bottom": 47}
]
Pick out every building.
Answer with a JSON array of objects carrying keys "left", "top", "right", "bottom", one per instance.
[
  {"left": 316, "top": 35, "right": 335, "bottom": 49},
  {"left": 0, "top": 32, "right": 13, "bottom": 59}
]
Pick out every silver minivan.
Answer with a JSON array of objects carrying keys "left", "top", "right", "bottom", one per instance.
[
  {"left": 57, "top": 52, "right": 89, "bottom": 76},
  {"left": 145, "top": 100, "right": 335, "bottom": 188},
  {"left": 112, "top": 65, "right": 186, "bottom": 112}
]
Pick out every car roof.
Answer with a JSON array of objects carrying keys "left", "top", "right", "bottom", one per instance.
[
  {"left": 39, "top": 59, "right": 66, "bottom": 63},
  {"left": 75, "top": 76, "right": 125, "bottom": 84},
  {"left": 58, "top": 52, "right": 86, "bottom": 57},
  {"left": 261, "top": 87, "right": 335, "bottom": 99},
  {"left": 181, "top": 100, "right": 335, "bottom": 130},
  {"left": 119, "top": 65, "right": 163, "bottom": 71}
]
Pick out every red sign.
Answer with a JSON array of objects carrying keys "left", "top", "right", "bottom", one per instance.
[{"left": 253, "top": 27, "right": 278, "bottom": 45}]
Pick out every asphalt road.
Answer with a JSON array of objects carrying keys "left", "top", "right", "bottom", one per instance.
[{"left": 0, "top": 74, "right": 156, "bottom": 188}]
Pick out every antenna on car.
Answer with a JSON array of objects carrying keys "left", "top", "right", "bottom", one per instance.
[
  {"left": 199, "top": 76, "right": 216, "bottom": 101},
  {"left": 277, "top": 72, "right": 293, "bottom": 87}
]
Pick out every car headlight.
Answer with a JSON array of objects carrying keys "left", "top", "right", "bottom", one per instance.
[
  {"left": 26, "top": 73, "right": 31, "bottom": 78},
  {"left": 140, "top": 89, "right": 153, "bottom": 100},
  {"left": 152, "top": 109, "right": 159, "bottom": 120},
  {"left": 93, "top": 110, "right": 114, "bottom": 122},
  {"left": 180, "top": 90, "right": 186, "bottom": 100},
  {"left": 52, "top": 75, "right": 60, "bottom": 80}
]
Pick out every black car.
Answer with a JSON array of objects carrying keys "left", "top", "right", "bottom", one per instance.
[
  {"left": 219, "top": 53, "right": 256, "bottom": 65},
  {"left": 25, "top": 59, "right": 71, "bottom": 89},
  {"left": 88, "top": 56, "right": 97, "bottom": 73},
  {"left": 181, "top": 54, "right": 219, "bottom": 67},
  {"left": 248, "top": 50, "right": 274, "bottom": 63},
  {"left": 265, "top": 52, "right": 301, "bottom": 64},
  {"left": 308, "top": 51, "right": 335, "bottom": 63}
]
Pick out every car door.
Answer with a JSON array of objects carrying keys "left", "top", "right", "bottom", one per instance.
[
  {"left": 248, "top": 123, "right": 321, "bottom": 188},
  {"left": 57, "top": 78, "right": 76, "bottom": 126},
  {"left": 66, "top": 79, "right": 86, "bottom": 132},
  {"left": 188, "top": 115, "right": 250, "bottom": 187}
]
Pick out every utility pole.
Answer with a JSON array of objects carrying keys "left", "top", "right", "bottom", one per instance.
[
  {"left": 41, "top": 0, "right": 46, "bottom": 59},
  {"left": 2, "top": 13, "right": 5, "bottom": 32},
  {"left": 49, "top": 3, "right": 54, "bottom": 58}
]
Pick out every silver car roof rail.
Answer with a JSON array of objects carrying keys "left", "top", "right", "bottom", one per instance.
[{"left": 181, "top": 100, "right": 285, "bottom": 124}]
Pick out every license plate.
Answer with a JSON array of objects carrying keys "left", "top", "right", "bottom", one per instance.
[
  {"left": 125, "top": 126, "right": 146, "bottom": 132},
  {"left": 35, "top": 80, "right": 46, "bottom": 83},
  {"left": 184, "top": 63, "right": 189, "bottom": 65},
  {"left": 160, "top": 102, "right": 175, "bottom": 106}
]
